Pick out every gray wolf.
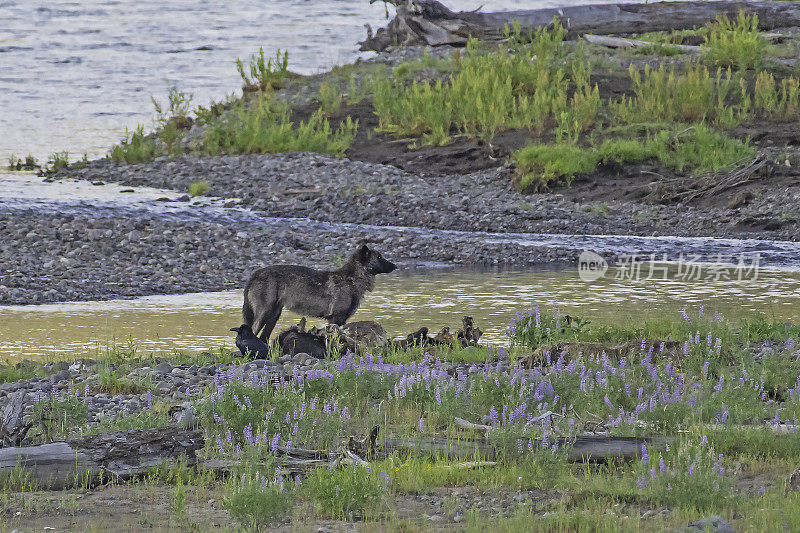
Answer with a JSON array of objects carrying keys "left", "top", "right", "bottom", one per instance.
[
  {"left": 242, "top": 244, "right": 397, "bottom": 341},
  {"left": 230, "top": 324, "right": 271, "bottom": 359}
]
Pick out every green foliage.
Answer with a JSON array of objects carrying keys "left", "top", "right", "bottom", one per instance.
[
  {"left": 513, "top": 143, "right": 598, "bottom": 191},
  {"left": 637, "top": 439, "right": 734, "bottom": 510},
  {"left": 152, "top": 86, "right": 193, "bottom": 156},
  {"left": 754, "top": 71, "right": 800, "bottom": 120},
  {"left": 6, "top": 154, "right": 38, "bottom": 171},
  {"left": 373, "top": 21, "right": 576, "bottom": 145},
  {"left": 46, "top": 151, "right": 70, "bottom": 172},
  {"left": 223, "top": 469, "right": 294, "bottom": 529},
  {"left": 317, "top": 80, "right": 343, "bottom": 115},
  {"left": 96, "top": 366, "right": 147, "bottom": 394},
  {"left": 202, "top": 92, "right": 357, "bottom": 156},
  {"left": 188, "top": 180, "right": 210, "bottom": 197},
  {"left": 514, "top": 123, "right": 753, "bottom": 190},
  {"left": 0, "top": 361, "right": 37, "bottom": 384},
  {"left": 392, "top": 49, "right": 456, "bottom": 81},
  {"left": 703, "top": 12, "right": 767, "bottom": 71},
  {"left": 303, "top": 464, "right": 384, "bottom": 519},
  {"left": 82, "top": 409, "right": 169, "bottom": 435},
  {"left": 615, "top": 63, "right": 738, "bottom": 125},
  {"left": 236, "top": 48, "right": 289, "bottom": 92},
  {"left": 109, "top": 125, "right": 162, "bottom": 163},
  {"left": 507, "top": 303, "right": 589, "bottom": 350},
  {"left": 31, "top": 394, "right": 89, "bottom": 441}
]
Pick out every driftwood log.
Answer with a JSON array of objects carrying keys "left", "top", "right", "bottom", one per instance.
[
  {"left": 383, "top": 434, "right": 674, "bottom": 461},
  {"left": 0, "top": 426, "right": 204, "bottom": 490},
  {"left": 0, "top": 390, "right": 32, "bottom": 447},
  {"left": 360, "top": 0, "right": 800, "bottom": 51}
]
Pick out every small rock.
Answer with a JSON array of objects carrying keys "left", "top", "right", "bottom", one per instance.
[
  {"left": 686, "top": 515, "right": 734, "bottom": 533},
  {"left": 154, "top": 362, "right": 173, "bottom": 374}
]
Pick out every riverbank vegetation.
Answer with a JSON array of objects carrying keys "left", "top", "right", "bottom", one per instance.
[
  {"left": 2, "top": 303, "right": 799, "bottom": 530},
  {"left": 98, "top": 11, "right": 800, "bottom": 198}
]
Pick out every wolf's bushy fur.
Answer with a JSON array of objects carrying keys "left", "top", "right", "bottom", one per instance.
[{"left": 243, "top": 244, "right": 397, "bottom": 340}]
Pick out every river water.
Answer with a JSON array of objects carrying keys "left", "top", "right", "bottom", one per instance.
[
  {"left": 1, "top": 0, "right": 595, "bottom": 163},
  {"left": 2, "top": 266, "right": 799, "bottom": 360}
]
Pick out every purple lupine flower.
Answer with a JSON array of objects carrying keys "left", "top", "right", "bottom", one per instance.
[
  {"left": 225, "top": 430, "right": 232, "bottom": 443},
  {"left": 217, "top": 438, "right": 224, "bottom": 454},
  {"left": 659, "top": 456, "right": 666, "bottom": 473},
  {"left": 714, "top": 310, "right": 722, "bottom": 321},
  {"left": 650, "top": 467, "right": 657, "bottom": 480},
  {"left": 271, "top": 433, "right": 279, "bottom": 451},
  {"left": 758, "top": 485, "right": 765, "bottom": 496},
  {"left": 701, "top": 435, "right": 708, "bottom": 446},
  {"left": 689, "top": 463, "right": 695, "bottom": 476},
  {"left": 641, "top": 444, "right": 649, "bottom": 464},
  {"left": 419, "top": 417, "right": 425, "bottom": 431},
  {"left": 235, "top": 442, "right": 242, "bottom": 457},
  {"left": 681, "top": 309, "right": 691, "bottom": 323}
]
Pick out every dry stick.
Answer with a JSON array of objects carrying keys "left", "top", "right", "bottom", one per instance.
[{"left": 583, "top": 34, "right": 700, "bottom": 52}]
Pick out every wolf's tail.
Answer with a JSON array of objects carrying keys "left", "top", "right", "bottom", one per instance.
[{"left": 242, "top": 285, "right": 255, "bottom": 326}]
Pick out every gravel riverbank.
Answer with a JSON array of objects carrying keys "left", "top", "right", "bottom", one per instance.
[{"left": 52, "top": 152, "right": 800, "bottom": 241}]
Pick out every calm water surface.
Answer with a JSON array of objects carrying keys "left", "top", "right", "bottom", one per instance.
[
  {"left": 1, "top": 0, "right": 623, "bottom": 163},
  {"left": 1, "top": 266, "right": 799, "bottom": 360}
]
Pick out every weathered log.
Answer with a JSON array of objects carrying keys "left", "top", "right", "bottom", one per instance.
[
  {"left": 360, "top": 0, "right": 800, "bottom": 51},
  {"left": 582, "top": 34, "right": 700, "bottom": 53},
  {"left": 382, "top": 434, "right": 674, "bottom": 461},
  {"left": 0, "top": 390, "right": 32, "bottom": 447},
  {"left": 0, "top": 426, "right": 204, "bottom": 490}
]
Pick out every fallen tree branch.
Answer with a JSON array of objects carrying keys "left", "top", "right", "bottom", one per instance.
[
  {"left": 0, "top": 427, "right": 204, "bottom": 490},
  {"left": 361, "top": 0, "right": 800, "bottom": 51},
  {"left": 582, "top": 34, "right": 700, "bottom": 52}
]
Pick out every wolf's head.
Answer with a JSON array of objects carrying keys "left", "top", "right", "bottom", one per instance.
[{"left": 354, "top": 244, "right": 397, "bottom": 275}]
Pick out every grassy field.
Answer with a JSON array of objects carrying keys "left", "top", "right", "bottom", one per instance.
[{"left": 2, "top": 303, "right": 799, "bottom": 531}]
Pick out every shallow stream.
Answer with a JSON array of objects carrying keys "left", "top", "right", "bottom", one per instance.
[{"left": 2, "top": 266, "right": 799, "bottom": 361}]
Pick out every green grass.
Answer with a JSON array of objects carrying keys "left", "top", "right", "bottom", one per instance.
[
  {"left": 188, "top": 180, "right": 210, "bottom": 197},
  {"left": 202, "top": 91, "right": 357, "bottom": 156},
  {"left": 109, "top": 126, "right": 162, "bottom": 163},
  {"left": 236, "top": 47, "right": 289, "bottom": 92},
  {"left": 513, "top": 123, "right": 754, "bottom": 191},
  {"left": 3, "top": 304, "right": 800, "bottom": 530}
]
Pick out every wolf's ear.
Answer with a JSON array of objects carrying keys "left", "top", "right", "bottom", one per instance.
[{"left": 356, "top": 243, "right": 370, "bottom": 262}]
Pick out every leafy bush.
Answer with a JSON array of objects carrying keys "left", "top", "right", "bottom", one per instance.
[
  {"left": 152, "top": 86, "right": 193, "bottom": 156},
  {"left": 109, "top": 126, "right": 162, "bottom": 163},
  {"left": 506, "top": 301, "right": 589, "bottom": 350},
  {"left": 31, "top": 393, "right": 89, "bottom": 441},
  {"left": 703, "top": 12, "right": 767, "bottom": 71},
  {"left": 513, "top": 144, "right": 598, "bottom": 191},
  {"left": 636, "top": 439, "right": 734, "bottom": 510},
  {"left": 317, "top": 80, "right": 342, "bottom": 115},
  {"left": 754, "top": 71, "right": 800, "bottom": 120},
  {"left": 188, "top": 180, "right": 210, "bottom": 197},
  {"left": 224, "top": 468, "right": 294, "bottom": 529},
  {"left": 302, "top": 464, "right": 384, "bottom": 519},
  {"left": 202, "top": 92, "right": 357, "bottom": 156},
  {"left": 236, "top": 48, "right": 289, "bottom": 92}
]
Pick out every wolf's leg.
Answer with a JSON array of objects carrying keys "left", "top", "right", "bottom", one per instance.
[{"left": 255, "top": 308, "right": 283, "bottom": 342}]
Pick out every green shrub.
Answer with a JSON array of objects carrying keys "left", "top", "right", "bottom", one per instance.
[
  {"left": 513, "top": 144, "right": 598, "bottom": 191},
  {"left": 152, "top": 86, "right": 193, "bottom": 156},
  {"left": 373, "top": 22, "right": 573, "bottom": 145},
  {"left": 46, "top": 151, "right": 70, "bottom": 172},
  {"left": 110, "top": 126, "right": 162, "bottom": 163},
  {"left": 223, "top": 468, "right": 294, "bottom": 528},
  {"left": 507, "top": 303, "right": 590, "bottom": 350},
  {"left": 31, "top": 393, "right": 89, "bottom": 441},
  {"left": 754, "top": 71, "right": 800, "bottom": 120},
  {"left": 648, "top": 124, "right": 755, "bottom": 171},
  {"left": 637, "top": 439, "right": 734, "bottom": 511},
  {"left": 615, "top": 63, "right": 736, "bottom": 124},
  {"left": 202, "top": 92, "right": 357, "bottom": 156},
  {"left": 303, "top": 464, "right": 384, "bottom": 519},
  {"left": 236, "top": 48, "right": 289, "bottom": 92},
  {"left": 188, "top": 180, "right": 210, "bottom": 197},
  {"left": 703, "top": 12, "right": 767, "bottom": 71},
  {"left": 317, "top": 80, "right": 342, "bottom": 115}
]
